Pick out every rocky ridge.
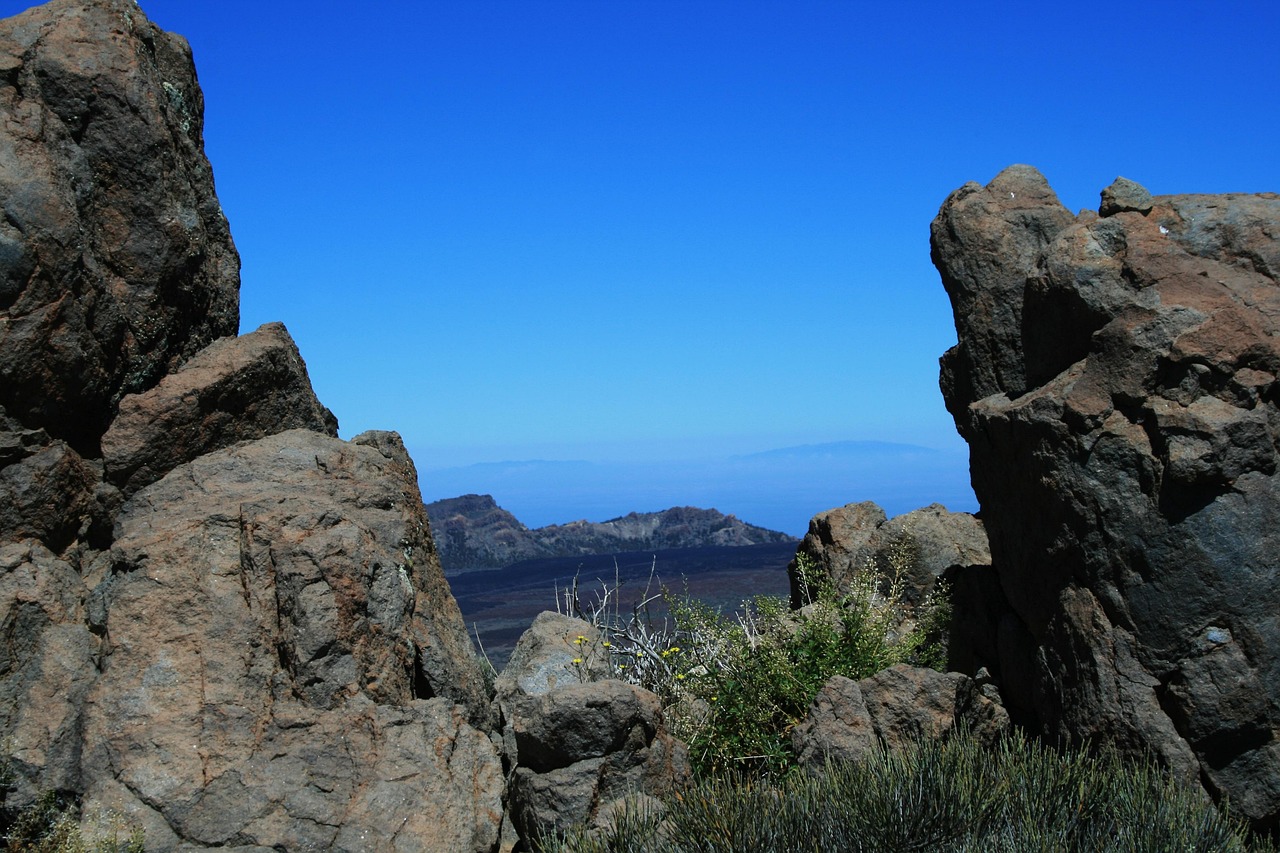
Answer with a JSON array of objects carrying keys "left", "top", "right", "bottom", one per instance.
[
  {"left": 934, "top": 165, "right": 1280, "bottom": 829},
  {"left": 426, "top": 493, "right": 796, "bottom": 571}
]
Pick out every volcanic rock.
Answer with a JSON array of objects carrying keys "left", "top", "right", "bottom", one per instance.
[
  {"left": 0, "top": 0, "right": 240, "bottom": 455},
  {"left": 792, "top": 666, "right": 1007, "bottom": 768},
  {"left": 504, "top": 679, "right": 690, "bottom": 846},
  {"left": 933, "top": 165, "right": 1280, "bottom": 827},
  {"left": 427, "top": 494, "right": 796, "bottom": 571},
  {"left": 102, "top": 321, "right": 338, "bottom": 496},
  {"left": 787, "top": 501, "right": 989, "bottom": 608}
]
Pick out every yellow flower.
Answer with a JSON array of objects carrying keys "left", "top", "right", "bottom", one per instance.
[
  {"left": 676, "top": 673, "right": 686, "bottom": 680},
  {"left": 572, "top": 658, "right": 583, "bottom": 664},
  {"left": 601, "top": 641, "right": 611, "bottom": 648},
  {"left": 574, "top": 635, "right": 586, "bottom": 645}
]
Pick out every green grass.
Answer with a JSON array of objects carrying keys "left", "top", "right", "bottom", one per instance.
[{"left": 544, "top": 729, "right": 1275, "bottom": 853}]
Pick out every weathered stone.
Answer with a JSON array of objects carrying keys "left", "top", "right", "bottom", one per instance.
[
  {"left": 792, "top": 666, "right": 1008, "bottom": 769},
  {"left": 0, "top": 409, "right": 102, "bottom": 552},
  {"left": 933, "top": 164, "right": 1280, "bottom": 828},
  {"left": 789, "top": 501, "right": 989, "bottom": 607},
  {"left": 791, "top": 675, "right": 876, "bottom": 767},
  {"left": 102, "top": 322, "right": 337, "bottom": 496},
  {"left": 0, "top": 0, "right": 240, "bottom": 455},
  {"left": 65, "top": 429, "right": 491, "bottom": 847},
  {"left": 502, "top": 676, "right": 689, "bottom": 848},
  {"left": 510, "top": 679, "right": 662, "bottom": 773},
  {"left": 82, "top": 698, "right": 504, "bottom": 853},
  {"left": 0, "top": 541, "right": 99, "bottom": 807},
  {"left": 1100, "top": 176, "right": 1154, "bottom": 216},
  {"left": 494, "top": 611, "right": 612, "bottom": 700}
]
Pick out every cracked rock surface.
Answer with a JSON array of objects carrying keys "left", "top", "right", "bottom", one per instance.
[{"left": 934, "top": 165, "right": 1280, "bottom": 829}]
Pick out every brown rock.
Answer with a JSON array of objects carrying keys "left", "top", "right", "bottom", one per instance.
[
  {"left": 102, "top": 322, "right": 338, "bottom": 496},
  {"left": 789, "top": 501, "right": 989, "bottom": 608},
  {"left": 83, "top": 698, "right": 504, "bottom": 853},
  {"left": 0, "top": 541, "right": 99, "bottom": 808},
  {"left": 68, "top": 429, "right": 491, "bottom": 847},
  {"left": 791, "top": 675, "right": 876, "bottom": 767},
  {"left": 933, "top": 165, "right": 1280, "bottom": 828},
  {"left": 0, "top": 0, "right": 239, "bottom": 454},
  {"left": 792, "top": 666, "right": 1008, "bottom": 769}
]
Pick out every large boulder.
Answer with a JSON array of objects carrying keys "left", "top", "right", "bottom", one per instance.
[
  {"left": 102, "top": 321, "right": 338, "bottom": 496},
  {"left": 505, "top": 680, "right": 690, "bottom": 848},
  {"left": 0, "top": 0, "right": 240, "bottom": 455},
  {"left": 497, "top": 615, "right": 691, "bottom": 849},
  {"left": 791, "top": 665, "right": 1007, "bottom": 769},
  {"left": 933, "top": 165, "right": 1280, "bottom": 828}
]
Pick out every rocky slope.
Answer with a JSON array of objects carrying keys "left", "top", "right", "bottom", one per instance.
[
  {"left": 426, "top": 493, "right": 796, "bottom": 571},
  {"left": 934, "top": 165, "right": 1280, "bottom": 829},
  {"left": 0, "top": 3, "right": 495, "bottom": 849}
]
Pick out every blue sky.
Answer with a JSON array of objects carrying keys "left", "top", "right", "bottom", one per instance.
[{"left": 9, "top": 1, "right": 1277, "bottom": 533}]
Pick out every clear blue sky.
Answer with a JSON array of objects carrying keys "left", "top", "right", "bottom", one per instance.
[{"left": 7, "top": 1, "right": 1277, "bottom": 532}]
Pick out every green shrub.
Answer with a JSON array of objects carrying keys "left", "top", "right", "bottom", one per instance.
[
  {"left": 559, "top": 542, "right": 949, "bottom": 779},
  {"left": 544, "top": 730, "right": 1275, "bottom": 853}
]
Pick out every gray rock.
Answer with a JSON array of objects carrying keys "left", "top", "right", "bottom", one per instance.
[
  {"left": 1099, "top": 176, "right": 1155, "bottom": 216},
  {"left": 495, "top": 611, "right": 612, "bottom": 700},
  {"left": 933, "top": 164, "right": 1280, "bottom": 828},
  {"left": 497, "top": 624, "right": 691, "bottom": 849}
]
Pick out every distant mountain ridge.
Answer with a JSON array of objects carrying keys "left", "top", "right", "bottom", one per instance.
[{"left": 425, "top": 494, "right": 797, "bottom": 571}]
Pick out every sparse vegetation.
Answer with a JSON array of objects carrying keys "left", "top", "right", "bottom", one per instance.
[
  {"left": 0, "top": 756, "right": 143, "bottom": 853},
  {"left": 558, "top": 534, "right": 949, "bottom": 777},
  {"left": 544, "top": 729, "right": 1276, "bottom": 853}
]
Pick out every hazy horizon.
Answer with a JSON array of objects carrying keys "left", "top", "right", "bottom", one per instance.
[{"left": 416, "top": 438, "right": 976, "bottom": 536}]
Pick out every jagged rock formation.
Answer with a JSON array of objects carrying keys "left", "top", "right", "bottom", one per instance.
[
  {"left": 787, "top": 501, "right": 990, "bottom": 608},
  {"left": 0, "top": 2, "right": 496, "bottom": 849},
  {"left": 934, "top": 165, "right": 1280, "bottom": 828},
  {"left": 427, "top": 493, "right": 796, "bottom": 571}
]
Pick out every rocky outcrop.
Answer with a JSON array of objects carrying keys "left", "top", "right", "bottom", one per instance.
[
  {"left": 0, "top": 0, "right": 240, "bottom": 456},
  {"left": 496, "top": 614, "right": 691, "bottom": 849},
  {"left": 787, "top": 501, "right": 989, "bottom": 608},
  {"left": 428, "top": 494, "right": 797, "bottom": 571},
  {"left": 792, "top": 665, "right": 1008, "bottom": 769},
  {"left": 0, "top": 2, "right": 497, "bottom": 848},
  {"left": 102, "top": 321, "right": 338, "bottom": 496},
  {"left": 933, "top": 165, "right": 1280, "bottom": 827}
]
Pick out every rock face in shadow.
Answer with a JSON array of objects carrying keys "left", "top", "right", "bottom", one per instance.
[
  {"left": 933, "top": 165, "right": 1280, "bottom": 828},
  {"left": 0, "top": 0, "right": 240, "bottom": 456},
  {"left": 0, "top": 2, "right": 497, "bottom": 849}
]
